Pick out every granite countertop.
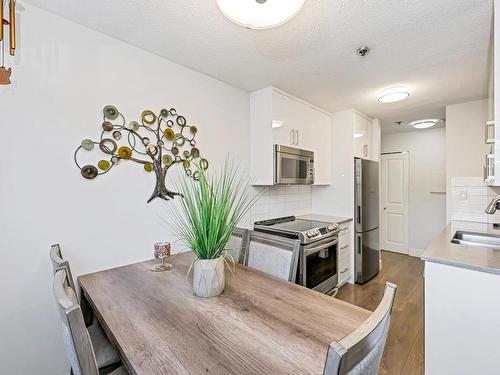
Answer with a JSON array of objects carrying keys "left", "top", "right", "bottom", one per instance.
[
  {"left": 421, "top": 222, "right": 500, "bottom": 275},
  {"left": 298, "top": 214, "right": 352, "bottom": 224}
]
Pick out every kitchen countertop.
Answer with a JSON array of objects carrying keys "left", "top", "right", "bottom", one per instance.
[
  {"left": 421, "top": 222, "right": 500, "bottom": 275},
  {"left": 298, "top": 213, "right": 352, "bottom": 224}
]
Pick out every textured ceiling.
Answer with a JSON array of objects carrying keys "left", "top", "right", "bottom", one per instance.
[{"left": 24, "top": 0, "right": 493, "bottom": 133}]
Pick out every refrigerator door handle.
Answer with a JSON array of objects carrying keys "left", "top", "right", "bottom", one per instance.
[{"left": 357, "top": 206, "right": 361, "bottom": 224}]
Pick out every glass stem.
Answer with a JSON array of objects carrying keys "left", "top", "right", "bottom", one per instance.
[{"left": 161, "top": 257, "right": 165, "bottom": 268}]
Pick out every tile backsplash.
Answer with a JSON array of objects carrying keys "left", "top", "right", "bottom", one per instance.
[
  {"left": 451, "top": 177, "right": 500, "bottom": 223},
  {"left": 250, "top": 185, "right": 312, "bottom": 224}
]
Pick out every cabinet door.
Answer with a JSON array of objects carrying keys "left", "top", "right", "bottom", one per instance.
[
  {"left": 271, "top": 90, "right": 293, "bottom": 146},
  {"left": 338, "top": 227, "right": 351, "bottom": 285},
  {"left": 272, "top": 90, "right": 312, "bottom": 149},
  {"left": 294, "top": 105, "right": 312, "bottom": 150},
  {"left": 353, "top": 113, "right": 372, "bottom": 159}
]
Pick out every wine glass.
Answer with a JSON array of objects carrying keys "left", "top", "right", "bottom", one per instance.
[{"left": 151, "top": 241, "right": 173, "bottom": 272}]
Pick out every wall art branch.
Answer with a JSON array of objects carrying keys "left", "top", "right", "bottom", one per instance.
[
  {"left": 0, "top": 0, "right": 17, "bottom": 85},
  {"left": 74, "top": 105, "right": 208, "bottom": 203}
]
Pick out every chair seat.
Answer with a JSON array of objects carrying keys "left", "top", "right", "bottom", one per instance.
[
  {"left": 88, "top": 322, "right": 121, "bottom": 368},
  {"left": 109, "top": 365, "right": 129, "bottom": 375}
]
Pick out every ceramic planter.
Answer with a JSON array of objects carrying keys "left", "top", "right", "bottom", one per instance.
[{"left": 192, "top": 257, "right": 225, "bottom": 298}]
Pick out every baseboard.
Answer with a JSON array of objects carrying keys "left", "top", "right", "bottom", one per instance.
[{"left": 409, "top": 248, "right": 425, "bottom": 257}]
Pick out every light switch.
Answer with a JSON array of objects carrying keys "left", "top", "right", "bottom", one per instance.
[{"left": 459, "top": 191, "right": 468, "bottom": 201}]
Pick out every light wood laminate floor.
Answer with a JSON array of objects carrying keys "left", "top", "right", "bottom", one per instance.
[{"left": 336, "top": 250, "right": 424, "bottom": 375}]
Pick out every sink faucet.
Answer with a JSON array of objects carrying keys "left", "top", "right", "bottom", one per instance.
[{"left": 485, "top": 195, "right": 500, "bottom": 214}]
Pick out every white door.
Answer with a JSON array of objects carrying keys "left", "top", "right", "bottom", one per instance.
[{"left": 380, "top": 152, "right": 409, "bottom": 254}]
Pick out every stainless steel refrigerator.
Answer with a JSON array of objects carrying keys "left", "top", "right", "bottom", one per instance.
[{"left": 354, "top": 158, "right": 380, "bottom": 284}]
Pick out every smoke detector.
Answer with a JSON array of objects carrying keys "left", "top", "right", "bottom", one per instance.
[{"left": 356, "top": 46, "right": 370, "bottom": 57}]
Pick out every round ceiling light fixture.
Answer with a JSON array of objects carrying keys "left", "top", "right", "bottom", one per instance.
[
  {"left": 410, "top": 119, "right": 441, "bottom": 129},
  {"left": 377, "top": 86, "right": 411, "bottom": 103},
  {"left": 216, "top": 0, "right": 306, "bottom": 30}
]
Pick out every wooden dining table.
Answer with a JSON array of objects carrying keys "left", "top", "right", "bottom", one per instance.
[{"left": 79, "top": 252, "right": 371, "bottom": 375}]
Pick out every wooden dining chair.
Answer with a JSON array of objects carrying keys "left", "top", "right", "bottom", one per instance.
[
  {"left": 323, "top": 282, "right": 397, "bottom": 375},
  {"left": 50, "top": 244, "right": 95, "bottom": 325},
  {"left": 245, "top": 231, "right": 300, "bottom": 282},
  {"left": 225, "top": 227, "right": 249, "bottom": 265},
  {"left": 53, "top": 268, "right": 128, "bottom": 375},
  {"left": 50, "top": 245, "right": 121, "bottom": 372},
  {"left": 50, "top": 244, "right": 76, "bottom": 290}
]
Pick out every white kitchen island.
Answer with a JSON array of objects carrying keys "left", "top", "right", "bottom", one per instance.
[{"left": 421, "top": 221, "right": 500, "bottom": 375}]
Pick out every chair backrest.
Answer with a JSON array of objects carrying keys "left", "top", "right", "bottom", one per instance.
[
  {"left": 225, "top": 228, "right": 249, "bottom": 265},
  {"left": 53, "top": 268, "right": 99, "bottom": 375},
  {"left": 245, "top": 231, "right": 300, "bottom": 282},
  {"left": 323, "top": 282, "right": 397, "bottom": 375},
  {"left": 50, "top": 244, "right": 76, "bottom": 291}
]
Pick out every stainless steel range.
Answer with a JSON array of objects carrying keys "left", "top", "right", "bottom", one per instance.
[{"left": 254, "top": 216, "right": 340, "bottom": 294}]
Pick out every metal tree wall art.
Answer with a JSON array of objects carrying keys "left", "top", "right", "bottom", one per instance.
[
  {"left": 0, "top": 0, "right": 16, "bottom": 85},
  {"left": 74, "top": 105, "right": 208, "bottom": 203}
]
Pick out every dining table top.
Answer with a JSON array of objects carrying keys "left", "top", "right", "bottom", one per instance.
[{"left": 78, "top": 252, "right": 371, "bottom": 375}]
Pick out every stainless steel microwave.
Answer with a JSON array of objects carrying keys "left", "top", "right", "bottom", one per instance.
[{"left": 274, "top": 145, "right": 314, "bottom": 185}]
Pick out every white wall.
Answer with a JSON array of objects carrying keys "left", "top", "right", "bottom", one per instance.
[
  {"left": 0, "top": 5, "right": 251, "bottom": 375},
  {"left": 381, "top": 128, "right": 447, "bottom": 255},
  {"left": 446, "top": 99, "right": 489, "bottom": 221}
]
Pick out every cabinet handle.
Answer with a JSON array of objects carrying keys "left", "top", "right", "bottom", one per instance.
[
  {"left": 363, "top": 144, "right": 368, "bottom": 157},
  {"left": 340, "top": 268, "right": 349, "bottom": 274},
  {"left": 486, "top": 121, "right": 495, "bottom": 144},
  {"left": 340, "top": 245, "right": 348, "bottom": 250},
  {"left": 340, "top": 227, "right": 348, "bottom": 231},
  {"left": 295, "top": 130, "right": 299, "bottom": 145},
  {"left": 290, "top": 129, "right": 294, "bottom": 145}
]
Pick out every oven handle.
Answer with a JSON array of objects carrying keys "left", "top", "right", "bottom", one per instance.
[{"left": 303, "top": 238, "right": 338, "bottom": 256}]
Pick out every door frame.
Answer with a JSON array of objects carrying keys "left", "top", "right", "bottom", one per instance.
[{"left": 380, "top": 151, "right": 409, "bottom": 254}]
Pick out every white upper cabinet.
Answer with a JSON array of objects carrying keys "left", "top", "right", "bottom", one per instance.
[
  {"left": 488, "top": 1, "right": 499, "bottom": 185},
  {"left": 352, "top": 111, "right": 379, "bottom": 162},
  {"left": 272, "top": 89, "right": 313, "bottom": 149},
  {"left": 353, "top": 112, "right": 372, "bottom": 160},
  {"left": 250, "top": 87, "right": 332, "bottom": 185}
]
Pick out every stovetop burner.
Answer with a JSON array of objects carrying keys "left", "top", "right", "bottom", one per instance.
[{"left": 254, "top": 216, "right": 339, "bottom": 244}]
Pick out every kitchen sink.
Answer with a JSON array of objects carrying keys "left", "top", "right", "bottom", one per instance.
[{"left": 451, "top": 231, "right": 500, "bottom": 249}]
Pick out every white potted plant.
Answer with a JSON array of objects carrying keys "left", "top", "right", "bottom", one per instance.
[{"left": 170, "top": 158, "right": 258, "bottom": 297}]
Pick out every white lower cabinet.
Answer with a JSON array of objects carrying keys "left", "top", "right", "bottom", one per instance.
[
  {"left": 338, "top": 224, "right": 351, "bottom": 285},
  {"left": 425, "top": 261, "right": 500, "bottom": 374}
]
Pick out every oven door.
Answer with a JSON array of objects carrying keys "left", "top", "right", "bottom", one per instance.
[
  {"left": 301, "top": 236, "right": 338, "bottom": 294},
  {"left": 274, "top": 145, "right": 314, "bottom": 185}
]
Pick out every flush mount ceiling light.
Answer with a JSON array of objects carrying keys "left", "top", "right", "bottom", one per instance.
[
  {"left": 411, "top": 119, "right": 441, "bottom": 129},
  {"left": 377, "top": 86, "right": 411, "bottom": 103},
  {"left": 272, "top": 120, "right": 284, "bottom": 128},
  {"left": 216, "top": 0, "right": 306, "bottom": 30}
]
